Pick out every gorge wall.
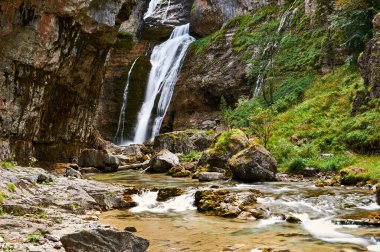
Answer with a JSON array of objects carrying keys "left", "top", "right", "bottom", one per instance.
[{"left": 0, "top": 0, "right": 134, "bottom": 164}]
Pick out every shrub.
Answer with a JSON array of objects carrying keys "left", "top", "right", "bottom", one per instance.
[
  {"left": 288, "top": 158, "right": 306, "bottom": 174},
  {"left": 180, "top": 151, "right": 202, "bottom": 162}
]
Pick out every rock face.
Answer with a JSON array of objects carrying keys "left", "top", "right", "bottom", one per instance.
[
  {"left": 190, "top": 0, "right": 283, "bottom": 36},
  {"left": 0, "top": 0, "right": 135, "bottom": 164},
  {"left": 60, "top": 229, "right": 149, "bottom": 252},
  {"left": 148, "top": 149, "right": 179, "bottom": 173},
  {"left": 229, "top": 143, "right": 277, "bottom": 182},
  {"left": 376, "top": 184, "right": 380, "bottom": 206},
  {"left": 355, "top": 13, "right": 380, "bottom": 114},
  {"left": 198, "top": 172, "right": 225, "bottom": 181}
]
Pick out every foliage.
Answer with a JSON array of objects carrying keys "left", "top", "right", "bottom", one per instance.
[
  {"left": 180, "top": 151, "right": 202, "bottom": 162},
  {"left": 0, "top": 190, "right": 7, "bottom": 204},
  {"left": 0, "top": 161, "right": 16, "bottom": 169},
  {"left": 212, "top": 129, "right": 246, "bottom": 154},
  {"left": 288, "top": 158, "right": 306, "bottom": 174},
  {"left": 250, "top": 107, "right": 276, "bottom": 148},
  {"left": 329, "top": 0, "right": 379, "bottom": 63}
]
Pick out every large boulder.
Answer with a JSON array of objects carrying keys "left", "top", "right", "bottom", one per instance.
[
  {"left": 148, "top": 149, "right": 180, "bottom": 173},
  {"left": 79, "top": 149, "right": 120, "bottom": 172},
  {"left": 229, "top": 142, "right": 277, "bottom": 182},
  {"left": 153, "top": 130, "right": 214, "bottom": 154},
  {"left": 60, "top": 228, "right": 149, "bottom": 252},
  {"left": 198, "top": 130, "right": 249, "bottom": 171}
]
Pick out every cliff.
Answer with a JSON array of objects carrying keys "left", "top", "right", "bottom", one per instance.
[{"left": 0, "top": 0, "right": 134, "bottom": 164}]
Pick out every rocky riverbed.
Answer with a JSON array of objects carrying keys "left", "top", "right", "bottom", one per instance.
[{"left": 0, "top": 166, "right": 148, "bottom": 252}]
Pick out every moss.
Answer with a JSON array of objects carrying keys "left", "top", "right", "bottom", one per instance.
[
  {"left": 172, "top": 170, "right": 192, "bottom": 178},
  {"left": 211, "top": 129, "right": 247, "bottom": 155},
  {"left": 0, "top": 190, "right": 7, "bottom": 204},
  {"left": 0, "top": 161, "right": 16, "bottom": 169},
  {"left": 180, "top": 151, "right": 202, "bottom": 162}
]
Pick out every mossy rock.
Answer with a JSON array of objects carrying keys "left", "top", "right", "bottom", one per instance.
[
  {"left": 156, "top": 188, "right": 185, "bottom": 202},
  {"left": 172, "top": 170, "right": 192, "bottom": 178},
  {"left": 340, "top": 167, "right": 369, "bottom": 185}
]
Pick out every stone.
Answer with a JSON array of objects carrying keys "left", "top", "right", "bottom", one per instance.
[
  {"left": 45, "top": 234, "right": 60, "bottom": 242},
  {"left": 124, "top": 227, "right": 137, "bottom": 232},
  {"left": 198, "top": 172, "right": 225, "bottom": 182},
  {"left": 153, "top": 130, "right": 214, "bottom": 154},
  {"left": 148, "top": 149, "right": 179, "bottom": 173},
  {"left": 229, "top": 142, "right": 277, "bottom": 182},
  {"left": 80, "top": 167, "right": 102, "bottom": 174},
  {"left": 198, "top": 130, "right": 249, "bottom": 171},
  {"left": 103, "top": 154, "right": 120, "bottom": 172},
  {"left": 194, "top": 189, "right": 259, "bottom": 218},
  {"left": 302, "top": 167, "right": 318, "bottom": 177},
  {"left": 66, "top": 168, "right": 83, "bottom": 179},
  {"left": 286, "top": 216, "right": 302, "bottom": 224},
  {"left": 156, "top": 188, "right": 185, "bottom": 202},
  {"left": 60, "top": 229, "right": 149, "bottom": 252},
  {"left": 78, "top": 149, "right": 105, "bottom": 168},
  {"left": 376, "top": 184, "right": 380, "bottom": 206}
]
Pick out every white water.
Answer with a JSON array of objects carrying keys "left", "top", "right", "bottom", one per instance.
[
  {"left": 131, "top": 24, "right": 195, "bottom": 144},
  {"left": 114, "top": 58, "right": 139, "bottom": 144},
  {"left": 130, "top": 190, "right": 196, "bottom": 213},
  {"left": 143, "top": 0, "right": 160, "bottom": 19}
]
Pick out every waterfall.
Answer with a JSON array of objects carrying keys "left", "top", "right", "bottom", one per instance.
[
  {"left": 131, "top": 24, "right": 195, "bottom": 144},
  {"left": 113, "top": 58, "right": 139, "bottom": 144},
  {"left": 144, "top": 0, "right": 160, "bottom": 19}
]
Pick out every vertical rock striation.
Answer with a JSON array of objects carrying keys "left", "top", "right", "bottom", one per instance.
[{"left": 0, "top": 0, "right": 135, "bottom": 164}]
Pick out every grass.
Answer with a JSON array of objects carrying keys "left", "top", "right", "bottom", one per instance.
[
  {"left": 0, "top": 190, "right": 7, "bottom": 204},
  {"left": 26, "top": 231, "right": 41, "bottom": 244}
]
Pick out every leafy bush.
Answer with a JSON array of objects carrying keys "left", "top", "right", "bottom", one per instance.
[{"left": 6, "top": 183, "right": 16, "bottom": 193}]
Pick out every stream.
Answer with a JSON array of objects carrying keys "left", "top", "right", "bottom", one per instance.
[{"left": 92, "top": 170, "right": 380, "bottom": 252}]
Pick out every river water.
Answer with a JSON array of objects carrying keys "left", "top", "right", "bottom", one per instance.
[{"left": 93, "top": 170, "right": 380, "bottom": 252}]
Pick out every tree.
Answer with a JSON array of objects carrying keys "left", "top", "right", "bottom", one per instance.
[{"left": 250, "top": 107, "right": 276, "bottom": 148}]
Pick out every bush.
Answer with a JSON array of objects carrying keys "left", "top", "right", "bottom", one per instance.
[{"left": 288, "top": 158, "right": 306, "bottom": 174}]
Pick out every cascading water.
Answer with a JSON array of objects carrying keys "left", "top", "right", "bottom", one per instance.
[
  {"left": 143, "top": 0, "right": 160, "bottom": 19},
  {"left": 130, "top": 24, "right": 195, "bottom": 144},
  {"left": 114, "top": 58, "right": 139, "bottom": 144}
]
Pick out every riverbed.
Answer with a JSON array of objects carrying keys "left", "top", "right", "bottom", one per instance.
[{"left": 93, "top": 170, "right": 380, "bottom": 252}]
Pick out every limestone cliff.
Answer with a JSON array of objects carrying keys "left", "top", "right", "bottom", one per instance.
[{"left": 0, "top": 0, "right": 134, "bottom": 164}]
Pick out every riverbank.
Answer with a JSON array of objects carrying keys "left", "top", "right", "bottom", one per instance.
[{"left": 0, "top": 166, "right": 148, "bottom": 251}]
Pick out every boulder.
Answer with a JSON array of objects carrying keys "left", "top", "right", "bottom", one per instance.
[
  {"left": 156, "top": 188, "right": 185, "bottom": 202},
  {"left": 148, "top": 149, "right": 179, "bottom": 173},
  {"left": 198, "top": 130, "right": 249, "bottom": 171},
  {"left": 229, "top": 142, "right": 277, "bottom": 182},
  {"left": 194, "top": 189, "right": 260, "bottom": 217},
  {"left": 78, "top": 149, "right": 120, "bottom": 172},
  {"left": 66, "top": 168, "right": 83, "bottom": 179},
  {"left": 60, "top": 228, "right": 149, "bottom": 252},
  {"left": 153, "top": 130, "right": 214, "bottom": 154},
  {"left": 198, "top": 172, "right": 225, "bottom": 182}
]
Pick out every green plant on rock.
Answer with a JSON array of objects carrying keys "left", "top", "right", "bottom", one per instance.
[
  {"left": 6, "top": 183, "right": 16, "bottom": 193},
  {"left": 26, "top": 231, "right": 41, "bottom": 244},
  {"left": 180, "top": 151, "right": 202, "bottom": 162},
  {"left": 288, "top": 158, "right": 306, "bottom": 174},
  {"left": 0, "top": 161, "right": 16, "bottom": 169},
  {"left": 3, "top": 244, "right": 15, "bottom": 252}
]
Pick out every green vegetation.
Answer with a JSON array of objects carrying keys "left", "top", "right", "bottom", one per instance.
[
  {"left": 200, "top": 1, "right": 380, "bottom": 180},
  {"left": 180, "top": 151, "right": 202, "bottom": 162},
  {"left": 0, "top": 190, "right": 7, "bottom": 204},
  {"left": 0, "top": 161, "right": 16, "bottom": 169},
  {"left": 211, "top": 129, "right": 246, "bottom": 155},
  {"left": 26, "top": 231, "right": 42, "bottom": 244},
  {"left": 6, "top": 183, "right": 16, "bottom": 193}
]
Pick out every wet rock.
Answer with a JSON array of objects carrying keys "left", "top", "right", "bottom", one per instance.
[
  {"left": 80, "top": 167, "right": 102, "bottom": 174},
  {"left": 286, "top": 216, "right": 302, "bottom": 224},
  {"left": 229, "top": 141, "right": 277, "bottom": 182},
  {"left": 156, "top": 188, "right": 185, "bottom": 202},
  {"left": 103, "top": 155, "right": 120, "bottom": 172},
  {"left": 148, "top": 149, "right": 179, "bottom": 173},
  {"left": 303, "top": 167, "right": 318, "bottom": 177},
  {"left": 89, "top": 192, "right": 130, "bottom": 211},
  {"left": 124, "top": 227, "right": 137, "bottom": 232},
  {"left": 172, "top": 170, "right": 192, "bottom": 178},
  {"left": 376, "top": 184, "right": 380, "bottom": 205},
  {"left": 198, "top": 172, "right": 225, "bottom": 182},
  {"left": 194, "top": 189, "right": 258, "bottom": 218},
  {"left": 60, "top": 228, "right": 149, "bottom": 252}
]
